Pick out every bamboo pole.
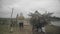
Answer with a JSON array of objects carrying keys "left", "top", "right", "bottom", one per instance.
[{"left": 10, "top": 8, "right": 14, "bottom": 33}]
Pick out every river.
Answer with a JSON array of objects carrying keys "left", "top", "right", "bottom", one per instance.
[{"left": 51, "top": 21, "right": 60, "bottom": 26}]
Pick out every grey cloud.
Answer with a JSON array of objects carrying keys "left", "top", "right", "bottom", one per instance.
[{"left": 0, "top": 0, "right": 60, "bottom": 18}]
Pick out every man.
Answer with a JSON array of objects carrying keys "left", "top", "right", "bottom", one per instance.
[{"left": 37, "top": 16, "right": 47, "bottom": 34}]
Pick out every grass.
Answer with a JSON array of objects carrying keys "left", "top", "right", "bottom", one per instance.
[
  {"left": 45, "top": 25, "right": 60, "bottom": 34},
  {"left": 0, "top": 24, "right": 60, "bottom": 34},
  {"left": 0, "top": 25, "right": 9, "bottom": 34}
]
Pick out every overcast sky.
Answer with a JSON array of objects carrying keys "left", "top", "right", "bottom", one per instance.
[{"left": 0, "top": 0, "right": 60, "bottom": 18}]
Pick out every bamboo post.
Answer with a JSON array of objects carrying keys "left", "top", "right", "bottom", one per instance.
[{"left": 10, "top": 8, "right": 14, "bottom": 33}]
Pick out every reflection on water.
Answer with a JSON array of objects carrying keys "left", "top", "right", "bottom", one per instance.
[{"left": 51, "top": 21, "right": 60, "bottom": 26}]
